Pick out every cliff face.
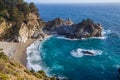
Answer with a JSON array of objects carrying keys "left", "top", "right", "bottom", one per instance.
[
  {"left": 18, "top": 13, "right": 45, "bottom": 43},
  {"left": 0, "top": 0, "right": 103, "bottom": 42},
  {"left": 0, "top": 21, "right": 7, "bottom": 35},
  {"left": 0, "top": 0, "right": 46, "bottom": 43},
  {"left": 0, "top": 20, "right": 13, "bottom": 41},
  {"left": 0, "top": 13, "right": 45, "bottom": 43}
]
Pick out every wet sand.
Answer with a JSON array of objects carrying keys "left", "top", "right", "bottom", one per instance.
[{"left": 0, "top": 39, "right": 36, "bottom": 67}]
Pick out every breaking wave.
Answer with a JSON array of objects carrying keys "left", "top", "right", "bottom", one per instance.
[
  {"left": 26, "top": 36, "right": 51, "bottom": 72},
  {"left": 71, "top": 48, "right": 103, "bottom": 57},
  {"left": 26, "top": 40, "right": 42, "bottom": 71},
  {"left": 56, "top": 30, "right": 111, "bottom": 40}
]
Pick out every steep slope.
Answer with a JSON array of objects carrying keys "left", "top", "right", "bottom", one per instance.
[
  {"left": 0, "top": 0, "right": 45, "bottom": 43},
  {"left": 0, "top": 49, "right": 56, "bottom": 80}
]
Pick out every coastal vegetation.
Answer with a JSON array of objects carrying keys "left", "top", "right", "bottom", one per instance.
[
  {"left": 0, "top": 0, "right": 102, "bottom": 42},
  {"left": 0, "top": 0, "right": 44, "bottom": 42},
  {"left": 0, "top": 49, "right": 56, "bottom": 80},
  {"left": 0, "top": 0, "right": 38, "bottom": 23},
  {"left": 0, "top": 0, "right": 56, "bottom": 79},
  {"left": 0, "top": 0, "right": 104, "bottom": 79}
]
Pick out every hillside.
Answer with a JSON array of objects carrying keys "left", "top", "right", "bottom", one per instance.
[
  {"left": 0, "top": 0, "right": 45, "bottom": 42},
  {"left": 0, "top": 49, "right": 56, "bottom": 80},
  {"left": 0, "top": 1, "right": 56, "bottom": 79}
]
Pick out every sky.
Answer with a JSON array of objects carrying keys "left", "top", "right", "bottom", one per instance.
[{"left": 25, "top": 0, "right": 120, "bottom": 3}]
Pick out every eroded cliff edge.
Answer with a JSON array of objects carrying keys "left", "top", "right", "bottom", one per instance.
[
  {"left": 0, "top": 0, "right": 103, "bottom": 43},
  {"left": 0, "top": 0, "right": 45, "bottom": 43}
]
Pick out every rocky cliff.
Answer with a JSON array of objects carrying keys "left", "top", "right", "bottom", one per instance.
[
  {"left": 0, "top": 13, "right": 45, "bottom": 43},
  {"left": 18, "top": 13, "right": 45, "bottom": 43},
  {"left": 44, "top": 18, "right": 73, "bottom": 31},
  {"left": 44, "top": 18, "right": 103, "bottom": 39},
  {"left": 0, "top": 0, "right": 46, "bottom": 43},
  {"left": 0, "top": 0, "right": 103, "bottom": 43}
]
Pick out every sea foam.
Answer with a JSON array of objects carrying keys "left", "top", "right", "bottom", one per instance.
[
  {"left": 71, "top": 48, "right": 103, "bottom": 57},
  {"left": 26, "top": 36, "right": 52, "bottom": 72},
  {"left": 26, "top": 40, "right": 42, "bottom": 71},
  {"left": 56, "top": 30, "right": 111, "bottom": 41}
]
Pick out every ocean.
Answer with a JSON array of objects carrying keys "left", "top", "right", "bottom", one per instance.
[{"left": 29, "top": 4, "right": 120, "bottom": 80}]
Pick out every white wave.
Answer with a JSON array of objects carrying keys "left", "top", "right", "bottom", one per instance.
[
  {"left": 56, "top": 30, "right": 111, "bottom": 40},
  {"left": 26, "top": 36, "right": 52, "bottom": 72},
  {"left": 90, "top": 36, "right": 107, "bottom": 40},
  {"left": 26, "top": 40, "right": 42, "bottom": 71},
  {"left": 103, "top": 30, "right": 111, "bottom": 35},
  {"left": 87, "top": 30, "right": 111, "bottom": 40},
  {"left": 71, "top": 48, "right": 103, "bottom": 57},
  {"left": 56, "top": 36, "right": 79, "bottom": 41}
]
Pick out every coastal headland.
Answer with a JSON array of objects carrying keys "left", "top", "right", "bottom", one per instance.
[{"left": 0, "top": 0, "right": 104, "bottom": 80}]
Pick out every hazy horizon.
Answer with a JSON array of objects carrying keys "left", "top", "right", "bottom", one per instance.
[{"left": 25, "top": 0, "right": 120, "bottom": 4}]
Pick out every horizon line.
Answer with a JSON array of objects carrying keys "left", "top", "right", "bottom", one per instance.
[{"left": 34, "top": 2, "right": 120, "bottom": 4}]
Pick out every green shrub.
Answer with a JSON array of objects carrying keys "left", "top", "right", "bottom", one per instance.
[
  {"left": 50, "top": 77, "right": 57, "bottom": 80},
  {"left": 0, "top": 48, "right": 3, "bottom": 51},
  {"left": 38, "top": 70, "right": 47, "bottom": 77},
  {"left": 0, "top": 52, "right": 9, "bottom": 61},
  {"left": 0, "top": 17, "right": 5, "bottom": 24},
  {"left": 24, "top": 69, "right": 32, "bottom": 75},
  {"left": 9, "top": 61, "right": 18, "bottom": 67},
  {"left": 0, "top": 72, "right": 9, "bottom": 80},
  {"left": 33, "top": 73, "right": 43, "bottom": 79}
]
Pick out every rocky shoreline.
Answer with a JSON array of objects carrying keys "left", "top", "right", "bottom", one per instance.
[
  {"left": 0, "top": 0, "right": 104, "bottom": 80},
  {"left": 44, "top": 18, "right": 103, "bottom": 39}
]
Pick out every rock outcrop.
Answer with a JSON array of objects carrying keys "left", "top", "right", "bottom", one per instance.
[
  {"left": 44, "top": 18, "right": 73, "bottom": 31},
  {"left": 0, "top": 16, "right": 103, "bottom": 42},
  {"left": 18, "top": 13, "right": 45, "bottom": 43},
  {"left": 0, "top": 0, "right": 46, "bottom": 43},
  {"left": 0, "top": 21, "right": 7, "bottom": 36},
  {"left": 0, "top": 13, "right": 45, "bottom": 43},
  {"left": 0, "top": 1, "right": 103, "bottom": 43},
  {"left": 45, "top": 18, "right": 103, "bottom": 39}
]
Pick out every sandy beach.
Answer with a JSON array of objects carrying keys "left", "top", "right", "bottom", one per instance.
[
  {"left": 0, "top": 34, "right": 50, "bottom": 68},
  {"left": 0, "top": 39, "right": 36, "bottom": 66}
]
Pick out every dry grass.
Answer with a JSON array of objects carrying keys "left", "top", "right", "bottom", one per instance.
[{"left": 0, "top": 50, "right": 56, "bottom": 80}]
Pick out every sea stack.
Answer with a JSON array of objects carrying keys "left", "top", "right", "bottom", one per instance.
[{"left": 44, "top": 18, "right": 103, "bottom": 39}]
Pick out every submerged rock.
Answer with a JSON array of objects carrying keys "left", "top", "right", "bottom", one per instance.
[
  {"left": 81, "top": 50, "right": 94, "bottom": 55},
  {"left": 118, "top": 68, "right": 120, "bottom": 74}
]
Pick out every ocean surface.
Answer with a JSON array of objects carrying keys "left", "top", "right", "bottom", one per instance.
[{"left": 31, "top": 4, "right": 120, "bottom": 80}]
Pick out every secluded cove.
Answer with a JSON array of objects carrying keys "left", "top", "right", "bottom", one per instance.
[
  {"left": 26, "top": 29, "right": 120, "bottom": 80},
  {"left": 24, "top": 4, "right": 120, "bottom": 80},
  {"left": 1, "top": 1, "right": 120, "bottom": 79}
]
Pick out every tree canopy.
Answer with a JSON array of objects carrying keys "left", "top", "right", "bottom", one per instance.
[{"left": 0, "top": 0, "right": 38, "bottom": 23}]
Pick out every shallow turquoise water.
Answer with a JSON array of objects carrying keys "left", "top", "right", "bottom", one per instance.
[
  {"left": 39, "top": 34, "right": 120, "bottom": 80},
  {"left": 36, "top": 4, "right": 120, "bottom": 80}
]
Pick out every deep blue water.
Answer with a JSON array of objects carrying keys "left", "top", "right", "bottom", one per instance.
[{"left": 36, "top": 4, "right": 120, "bottom": 80}]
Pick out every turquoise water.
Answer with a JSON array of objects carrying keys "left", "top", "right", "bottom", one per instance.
[{"left": 37, "top": 4, "right": 120, "bottom": 80}]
